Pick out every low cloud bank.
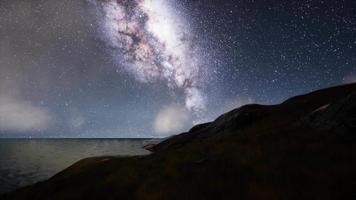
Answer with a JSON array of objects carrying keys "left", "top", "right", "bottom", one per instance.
[
  {"left": 153, "top": 104, "right": 192, "bottom": 136},
  {"left": 0, "top": 96, "right": 52, "bottom": 133}
]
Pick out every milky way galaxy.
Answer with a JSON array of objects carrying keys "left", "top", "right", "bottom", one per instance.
[
  {"left": 2, "top": 0, "right": 355, "bottom": 138},
  {"left": 91, "top": 0, "right": 206, "bottom": 113}
]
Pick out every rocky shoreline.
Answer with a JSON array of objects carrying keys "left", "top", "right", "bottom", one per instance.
[{"left": 2, "top": 83, "right": 356, "bottom": 200}]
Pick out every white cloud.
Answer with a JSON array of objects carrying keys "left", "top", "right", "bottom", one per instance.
[
  {"left": 342, "top": 74, "right": 356, "bottom": 84},
  {"left": 153, "top": 104, "right": 192, "bottom": 136},
  {"left": 0, "top": 96, "right": 52, "bottom": 132}
]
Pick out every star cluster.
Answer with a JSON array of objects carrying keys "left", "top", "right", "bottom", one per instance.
[
  {"left": 0, "top": 0, "right": 355, "bottom": 138},
  {"left": 91, "top": 0, "right": 206, "bottom": 113}
]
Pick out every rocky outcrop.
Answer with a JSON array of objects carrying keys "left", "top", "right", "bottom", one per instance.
[
  {"left": 149, "top": 104, "right": 270, "bottom": 152},
  {"left": 301, "top": 92, "right": 356, "bottom": 134}
]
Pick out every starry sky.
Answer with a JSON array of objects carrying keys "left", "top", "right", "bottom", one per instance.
[{"left": 0, "top": 0, "right": 355, "bottom": 138}]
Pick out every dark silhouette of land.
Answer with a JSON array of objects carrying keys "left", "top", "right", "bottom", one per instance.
[{"left": 1, "top": 83, "right": 356, "bottom": 200}]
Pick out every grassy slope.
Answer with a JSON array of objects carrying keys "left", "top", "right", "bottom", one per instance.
[{"left": 2, "top": 83, "right": 356, "bottom": 200}]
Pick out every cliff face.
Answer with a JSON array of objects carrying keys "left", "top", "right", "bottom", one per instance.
[{"left": 2, "top": 83, "right": 356, "bottom": 200}]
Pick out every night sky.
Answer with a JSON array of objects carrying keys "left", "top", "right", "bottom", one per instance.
[{"left": 0, "top": 0, "right": 355, "bottom": 138}]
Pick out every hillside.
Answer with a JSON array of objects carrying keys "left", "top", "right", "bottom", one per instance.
[{"left": 1, "top": 83, "right": 356, "bottom": 200}]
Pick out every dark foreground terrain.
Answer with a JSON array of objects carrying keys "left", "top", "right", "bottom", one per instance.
[{"left": 2, "top": 83, "right": 356, "bottom": 200}]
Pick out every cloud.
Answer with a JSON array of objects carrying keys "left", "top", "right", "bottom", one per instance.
[
  {"left": 342, "top": 74, "right": 356, "bottom": 84},
  {"left": 0, "top": 96, "right": 52, "bottom": 133},
  {"left": 153, "top": 104, "right": 192, "bottom": 136}
]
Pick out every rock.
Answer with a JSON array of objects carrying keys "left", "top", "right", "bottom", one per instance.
[{"left": 301, "top": 92, "right": 356, "bottom": 135}]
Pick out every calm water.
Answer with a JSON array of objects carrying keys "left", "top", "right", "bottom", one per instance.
[{"left": 0, "top": 139, "right": 154, "bottom": 194}]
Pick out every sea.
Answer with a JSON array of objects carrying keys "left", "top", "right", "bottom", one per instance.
[{"left": 0, "top": 139, "right": 156, "bottom": 194}]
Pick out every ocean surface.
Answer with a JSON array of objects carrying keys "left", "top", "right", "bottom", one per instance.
[{"left": 0, "top": 139, "right": 155, "bottom": 194}]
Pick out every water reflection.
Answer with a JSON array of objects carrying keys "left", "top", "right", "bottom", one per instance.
[{"left": 0, "top": 139, "right": 153, "bottom": 194}]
